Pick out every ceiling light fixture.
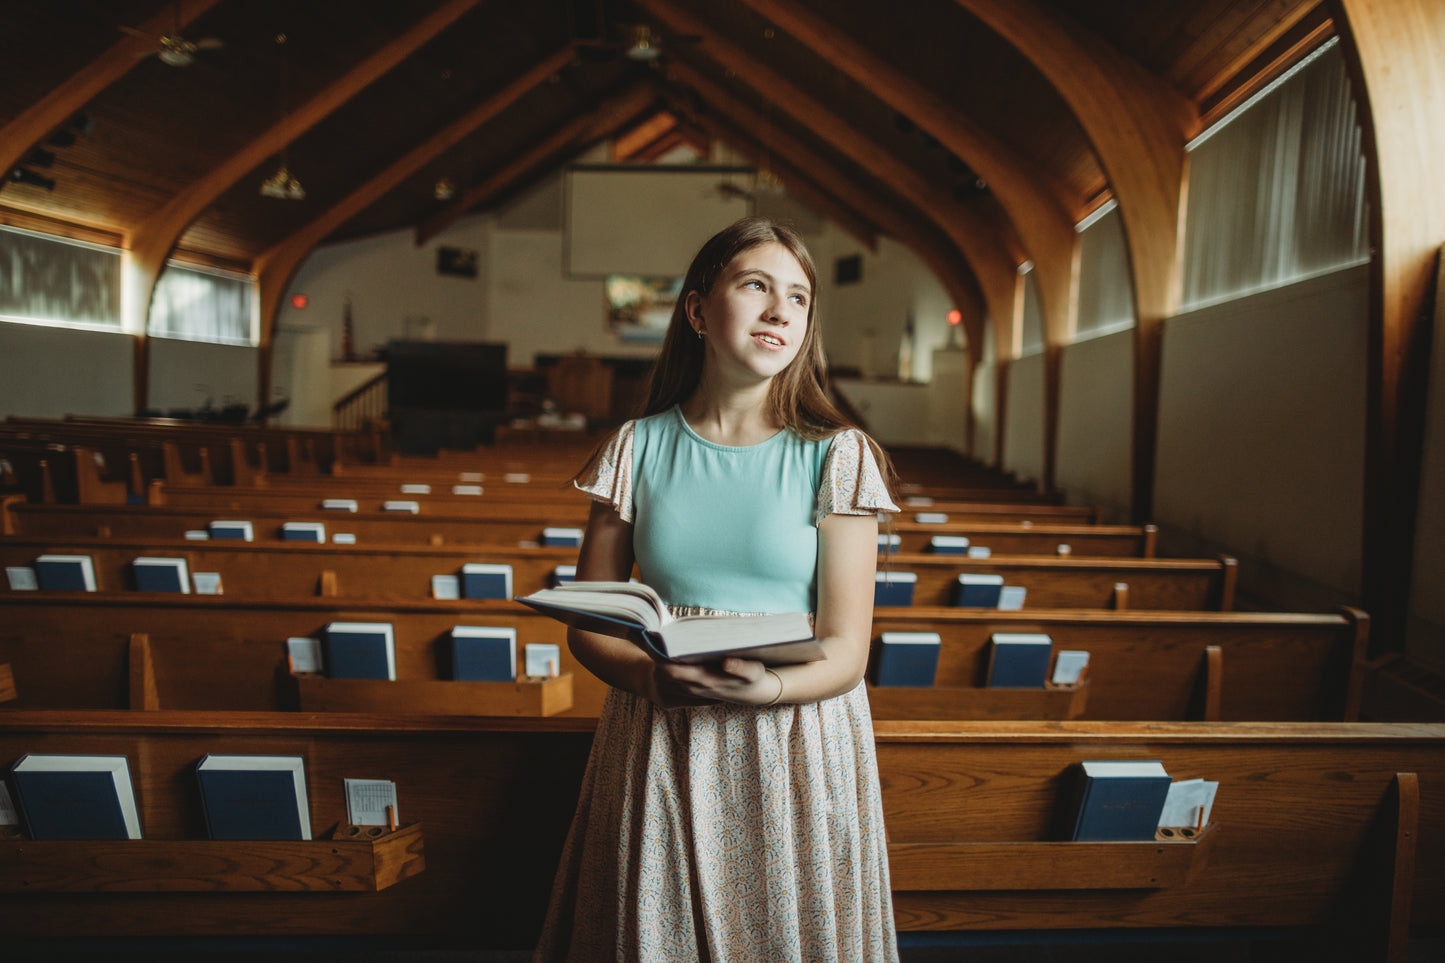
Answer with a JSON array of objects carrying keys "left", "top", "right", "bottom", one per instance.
[
  {"left": 260, "top": 34, "right": 305, "bottom": 201},
  {"left": 434, "top": 178, "right": 456, "bottom": 201},
  {"left": 626, "top": 25, "right": 661, "bottom": 62}
]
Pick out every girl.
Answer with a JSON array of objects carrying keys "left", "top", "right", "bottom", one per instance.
[{"left": 534, "top": 216, "right": 900, "bottom": 962}]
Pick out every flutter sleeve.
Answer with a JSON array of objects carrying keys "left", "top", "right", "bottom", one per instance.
[
  {"left": 815, "top": 429, "right": 901, "bottom": 526},
  {"left": 573, "top": 420, "right": 637, "bottom": 523}
]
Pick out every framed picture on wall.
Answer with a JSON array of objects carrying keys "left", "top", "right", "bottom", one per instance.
[
  {"left": 605, "top": 275, "right": 682, "bottom": 344},
  {"left": 437, "top": 246, "right": 479, "bottom": 279}
]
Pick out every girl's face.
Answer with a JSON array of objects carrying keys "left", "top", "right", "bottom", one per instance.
[{"left": 686, "top": 242, "right": 811, "bottom": 385}]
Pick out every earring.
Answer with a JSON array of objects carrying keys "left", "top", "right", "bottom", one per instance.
[{"left": 695, "top": 327, "right": 703, "bottom": 339}]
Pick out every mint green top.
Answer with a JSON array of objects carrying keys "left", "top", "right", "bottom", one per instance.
[{"left": 577, "top": 406, "right": 899, "bottom": 614}]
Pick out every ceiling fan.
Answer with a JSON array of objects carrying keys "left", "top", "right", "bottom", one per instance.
[{"left": 120, "top": 2, "right": 224, "bottom": 67}]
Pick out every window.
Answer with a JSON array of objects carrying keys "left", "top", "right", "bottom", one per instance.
[
  {"left": 1074, "top": 202, "right": 1135, "bottom": 340},
  {"left": 0, "top": 226, "right": 121, "bottom": 329},
  {"left": 1181, "top": 40, "right": 1368, "bottom": 309},
  {"left": 148, "top": 262, "right": 256, "bottom": 346}
]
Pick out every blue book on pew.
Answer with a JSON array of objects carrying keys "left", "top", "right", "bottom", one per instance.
[
  {"left": 131, "top": 556, "right": 190, "bottom": 593},
  {"left": 196, "top": 754, "right": 311, "bottom": 841},
  {"left": 985, "top": 633, "right": 1053, "bottom": 687},
  {"left": 953, "top": 573, "right": 1004, "bottom": 608},
  {"left": 281, "top": 521, "right": 327, "bottom": 543},
  {"left": 208, "top": 519, "right": 254, "bottom": 541},
  {"left": 446, "top": 626, "right": 517, "bottom": 682},
  {"left": 874, "top": 571, "right": 916, "bottom": 607},
  {"left": 323, "top": 622, "right": 395, "bottom": 680},
  {"left": 928, "top": 535, "right": 971, "bottom": 554},
  {"left": 873, "top": 632, "right": 941, "bottom": 687},
  {"left": 34, "top": 554, "right": 97, "bottom": 591},
  {"left": 551, "top": 565, "right": 577, "bottom": 587},
  {"left": 1058, "top": 760, "right": 1172, "bottom": 841},
  {"left": 541, "top": 527, "right": 584, "bottom": 548},
  {"left": 9, "top": 754, "right": 142, "bottom": 840},
  {"left": 461, "top": 563, "right": 513, "bottom": 600}
]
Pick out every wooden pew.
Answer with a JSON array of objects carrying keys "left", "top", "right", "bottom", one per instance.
[
  {"left": 887, "top": 520, "right": 1154, "bottom": 556},
  {"left": 867, "top": 607, "right": 1369, "bottom": 721},
  {"left": 0, "top": 711, "right": 1437, "bottom": 959},
  {"left": 0, "top": 595, "right": 1365, "bottom": 724}
]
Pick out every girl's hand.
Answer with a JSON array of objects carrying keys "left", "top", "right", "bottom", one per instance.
[{"left": 651, "top": 657, "right": 781, "bottom": 707}]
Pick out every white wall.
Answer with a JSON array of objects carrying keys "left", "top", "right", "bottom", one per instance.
[
  {"left": 832, "top": 379, "right": 933, "bottom": 445},
  {"left": 1154, "top": 264, "right": 1368, "bottom": 607},
  {"left": 1055, "top": 330, "right": 1133, "bottom": 522},
  {"left": 147, "top": 338, "right": 258, "bottom": 414},
  {"left": 0, "top": 323, "right": 133, "bottom": 417},
  {"left": 971, "top": 361, "right": 997, "bottom": 463},
  {"left": 1002, "top": 352, "right": 1046, "bottom": 486},
  {"left": 1408, "top": 250, "right": 1445, "bottom": 671}
]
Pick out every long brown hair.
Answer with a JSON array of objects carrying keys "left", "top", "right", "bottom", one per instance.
[{"left": 581, "top": 216, "right": 896, "bottom": 493}]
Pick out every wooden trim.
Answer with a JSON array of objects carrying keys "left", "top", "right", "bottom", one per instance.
[
  {"left": 1198, "top": 10, "right": 1336, "bottom": 127},
  {"left": 283, "top": 674, "right": 574, "bottom": 717},
  {"left": 610, "top": 110, "right": 679, "bottom": 161},
  {"left": 127, "top": 633, "right": 159, "bottom": 711},
  {"left": 0, "top": 663, "right": 15, "bottom": 703},
  {"left": 1198, "top": 645, "right": 1223, "bottom": 721}
]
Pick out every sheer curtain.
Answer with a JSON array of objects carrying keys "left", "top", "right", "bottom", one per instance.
[
  {"left": 148, "top": 262, "right": 255, "bottom": 345},
  {"left": 1075, "top": 203, "right": 1135, "bottom": 339},
  {"left": 1182, "top": 40, "right": 1368, "bottom": 309},
  {"left": 0, "top": 226, "right": 121, "bottom": 328},
  {"left": 1019, "top": 268, "right": 1045, "bottom": 356}
]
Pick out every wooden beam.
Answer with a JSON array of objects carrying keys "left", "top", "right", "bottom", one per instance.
[
  {"left": 662, "top": 62, "right": 983, "bottom": 331},
  {"left": 955, "top": 0, "right": 1199, "bottom": 522},
  {"left": 1195, "top": 1, "right": 1330, "bottom": 106},
  {"left": 0, "top": 0, "right": 222, "bottom": 196},
  {"left": 611, "top": 110, "right": 679, "bottom": 161},
  {"left": 415, "top": 83, "right": 657, "bottom": 246},
  {"left": 636, "top": 0, "right": 1020, "bottom": 352},
  {"left": 123, "top": 0, "right": 482, "bottom": 332},
  {"left": 253, "top": 47, "right": 576, "bottom": 347},
  {"left": 1332, "top": 0, "right": 1445, "bottom": 655}
]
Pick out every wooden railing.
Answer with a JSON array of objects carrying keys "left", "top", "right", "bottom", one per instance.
[{"left": 333, "top": 371, "right": 388, "bottom": 432}]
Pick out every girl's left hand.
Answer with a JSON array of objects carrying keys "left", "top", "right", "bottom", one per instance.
[{"left": 658, "top": 657, "right": 779, "bottom": 706}]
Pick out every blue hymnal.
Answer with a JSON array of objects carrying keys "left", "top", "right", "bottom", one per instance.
[
  {"left": 954, "top": 573, "right": 1004, "bottom": 607},
  {"left": 34, "top": 554, "right": 97, "bottom": 591},
  {"left": 874, "top": 571, "right": 916, "bottom": 607},
  {"left": 9, "top": 754, "right": 141, "bottom": 840},
  {"left": 447, "top": 626, "right": 517, "bottom": 682},
  {"left": 196, "top": 754, "right": 311, "bottom": 840},
  {"left": 985, "top": 633, "right": 1052, "bottom": 687},
  {"left": 928, "top": 535, "right": 971, "bottom": 554},
  {"left": 541, "top": 527, "right": 584, "bottom": 548},
  {"left": 461, "top": 563, "right": 513, "bottom": 600},
  {"left": 551, "top": 565, "right": 577, "bottom": 587},
  {"left": 208, "top": 519, "right": 254, "bottom": 541},
  {"left": 873, "top": 632, "right": 941, "bottom": 687},
  {"left": 877, "top": 533, "right": 900, "bottom": 555},
  {"left": 281, "top": 521, "right": 327, "bottom": 542},
  {"left": 1060, "top": 760, "right": 1172, "bottom": 841},
  {"left": 131, "top": 557, "right": 190, "bottom": 593},
  {"left": 323, "top": 622, "right": 396, "bottom": 680}
]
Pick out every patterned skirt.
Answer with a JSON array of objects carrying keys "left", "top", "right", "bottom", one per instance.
[{"left": 532, "top": 640, "right": 898, "bottom": 962}]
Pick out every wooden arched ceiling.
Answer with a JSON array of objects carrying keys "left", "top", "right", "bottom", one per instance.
[{"left": 0, "top": 0, "right": 1335, "bottom": 326}]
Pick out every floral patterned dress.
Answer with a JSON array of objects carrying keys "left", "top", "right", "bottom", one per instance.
[{"left": 533, "top": 411, "right": 900, "bottom": 962}]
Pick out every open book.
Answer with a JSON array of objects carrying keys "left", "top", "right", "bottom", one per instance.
[{"left": 517, "top": 581, "right": 824, "bottom": 666}]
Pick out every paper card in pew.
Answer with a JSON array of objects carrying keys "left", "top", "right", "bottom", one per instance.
[
  {"left": 321, "top": 498, "right": 359, "bottom": 513},
  {"left": 967, "top": 546, "right": 992, "bottom": 559},
  {"left": 541, "top": 527, "right": 584, "bottom": 547},
  {"left": 504, "top": 472, "right": 530, "bottom": 484},
  {"left": 998, "top": 585, "right": 1027, "bottom": 610},
  {"left": 452, "top": 484, "right": 483, "bottom": 496},
  {"left": 345, "top": 778, "right": 398, "bottom": 827},
  {"left": 8, "top": 754, "right": 142, "bottom": 840},
  {"left": 551, "top": 565, "right": 577, "bottom": 587},
  {"left": 281, "top": 521, "right": 326, "bottom": 543},
  {"left": 953, "top": 573, "right": 1004, "bottom": 608},
  {"left": 446, "top": 626, "right": 517, "bottom": 681},
  {"left": 323, "top": 622, "right": 396, "bottom": 680},
  {"left": 431, "top": 574, "right": 461, "bottom": 600},
  {"left": 287, "top": 637, "right": 323, "bottom": 674},
  {"left": 1052, "top": 650, "right": 1090, "bottom": 685},
  {"left": 1057, "top": 760, "right": 1172, "bottom": 841},
  {"left": 1158, "top": 778, "right": 1219, "bottom": 830},
  {"left": 0, "top": 781, "right": 18, "bottom": 824},
  {"left": 131, "top": 557, "right": 190, "bottom": 593},
  {"left": 914, "top": 512, "right": 949, "bottom": 524},
  {"left": 6, "top": 566, "right": 38, "bottom": 591},
  {"left": 184, "top": 530, "right": 210, "bottom": 540},
  {"left": 928, "top": 535, "right": 971, "bottom": 554},
  {"left": 400, "top": 483, "right": 431, "bottom": 495},
  {"left": 525, "top": 643, "right": 562, "bottom": 678},
  {"left": 461, "top": 563, "right": 513, "bottom": 600},
  {"left": 332, "top": 533, "right": 357, "bottom": 545},
  {"left": 903, "top": 496, "right": 934, "bottom": 507},
  {"left": 208, "top": 519, "right": 253, "bottom": 541},
  {"left": 985, "top": 633, "right": 1052, "bottom": 687},
  {"left": 192, "top": 572, "right": 223, "bottom": 595},
  {"left": 874, "top": 571, "right": 916, "bottom": 607},
  {"left": 458, "top": 471, "right": 484, "bottom": 483},
  {"left": 196, "top": 754, "right": 311, "bottom": 841},
  {"left": 873, "top": 632, "right": 941, "bottom": 687},
  {"left": 34, "top": 554, "right": 96, "bottom": 591},
  {"left": 383, "top": 500, "right": 420, "bottom": 514},
  {"left": 878, "top": 533, "right": 900, "bottom": 554}
]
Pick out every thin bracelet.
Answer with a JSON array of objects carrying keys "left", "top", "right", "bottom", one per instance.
[{"left": 763, "top": 668, "right": 785, "bottom": 706}]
